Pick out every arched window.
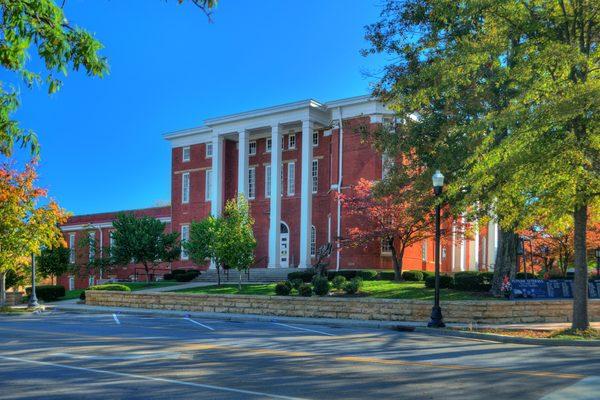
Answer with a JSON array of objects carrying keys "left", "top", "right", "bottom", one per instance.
[{"left": 310, "top": 226, "right": 316, "bottom": 257}]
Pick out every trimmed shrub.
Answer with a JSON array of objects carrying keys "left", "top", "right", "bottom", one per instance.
[
  {"left": 275, "top": 281, "right": 291, "bottom": 296},
  {"left": 378, "top": 271, "right": 397, "bottom": 281},
  {"left": 313, "top": 276, "right": 330, "bottom": 296},
  {"left": 357, "top": 270, "right": 378, "bottom": 280},
  {"left": 331, "top": 275, "right": 347, "bottom": 290},
  {"left": 402, "top": 270, "right": 424, "bottom": 281},
  {"left": 25, "top": 285, "right": 65, "bottom": 302},
  {"left": 284, "top": 280, "right": 293, "bottom": 290},
  {"left": 88, "top": 284, "right": 131, "bottom": 292},
  {"left": 343, "top": 279, "right": 361, "bottom": 295},
  {"left": 453, "top": 272, "right": 486, "bottom": 291},
  {"left": 298, "top": 283, "right": 313, "bottom": 297},
  {"left": 424, "top": 274, "right": 453, "bottom": 289},
  {"left": 163, "top": 273, "right": 174, "bottom": 281},
  {"left": 290, "top": 278, "right": 304, "bottom": 290},
  {"left": 288, "top": 269, "right": 314, "bottom": 283},
  {"left": 175, "top": 271, "right": 198, "bottom": 282},
  {"left": 172, "top": 269, "right": 188, "bottom": 276},
  {"left": 421, "top": 271, "right": 433, "bottom": 280}
]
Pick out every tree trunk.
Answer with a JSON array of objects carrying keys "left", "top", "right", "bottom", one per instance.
[
  {"left": 144, "top": 263, "right": 151, "bottom": 283},
  {"left": 216, "top": 264, "right": 221, "bottom": 286},
  {"left": 491, "top": 228, "right": 519, "bottom": 296},
  {"left": 238, "top": 270, "right": 242, "bottom": 291},
  {"left": 0, "top": 271, "right": 6, "bottom": 307},
  {"left": 390, "top": 243, "right": 404, "bottom": 281},
  {"left": 572, "top": 204, "right": 589, "bottom": 330}
]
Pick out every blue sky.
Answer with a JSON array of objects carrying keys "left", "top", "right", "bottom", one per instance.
[{"left": 3, "top": 0, "right": 387, "bottom": 215}]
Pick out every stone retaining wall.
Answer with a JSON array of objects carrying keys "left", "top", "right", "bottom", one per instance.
[
  {"left": 86, "top": 290, "right": 600, "bottom": 324},
  {"left": 5, "top": 292, "right": 23, "bottom": 306}
]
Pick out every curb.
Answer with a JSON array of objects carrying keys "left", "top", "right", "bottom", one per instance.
[{"left": 47, "top": 303, "right": 600, "bottom": 347}]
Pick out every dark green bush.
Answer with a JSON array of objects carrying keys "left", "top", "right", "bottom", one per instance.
[
  {"left": 288, "top": 269, "right": 314, "bottom": 283},
  {"left": 275, "top": 281, "right": 291, "bottom": 296},
  {"left": 313, "top": 276, "right": 330, "bottom": 296},
  {"left": 343, "top": 279, "right": 361, "bottom": 295},
  {"left": 284, "top": 280, "right": 293, "bottom": 290},
  {"left": 299, "top": 283, "right": 313, "bottom": 297},
  {"left": 290, "top": 278, "right": 304, "bottom": 290},
  {"left": 88, "top": 284, "right": 131, "bottom": 292},
  {"left": 453, "top": 272, "right": 486, "bottom": 291},
  {"left": 357, "top": 270, "right": 378, "bottom": 280},
  {"left": 331, "top": 275, "right": 347, "bottom": 290},
  {"left": 25, "top": 285, "right": 65, "bottom": 302},
  {"left": 402, "top": 270, "right": 424, "bottom": 281},
  {"left": 163, "top": 273, "right": 174, "bottom": 281},
  {"left": 172, "top": 269, "right": 188, "bottom": 276},
  {"left": 424, "top": 275, "right": 453, "bottom": 289},
  {"left": 378, "top": 271, "right": 397, "bottom": 281},
  {"left": 421, "top": 271, "right": 433, "bottom": 280}
]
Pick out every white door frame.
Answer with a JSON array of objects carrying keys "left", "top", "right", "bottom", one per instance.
[{"left": 280, "top": 221, "right": 290, "bottom": 268}]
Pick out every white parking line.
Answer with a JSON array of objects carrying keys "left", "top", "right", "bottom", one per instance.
[
  {"left": 52, "top": 352, "right": 182, "bottom": 361},
  {"left": 184, "top": 317, "right": 214, "bottom": 331},
  {"left": 272, "top": 322, "right": 334, "bottom": 336},
  {"left": 0, "top": 355, "right": 309, "bottom": 400},
  {"left": 112, "top": 313, "right": 120, "bottom": 325}
]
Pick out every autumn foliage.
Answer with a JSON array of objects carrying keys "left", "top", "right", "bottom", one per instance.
[{"left": 339, "top": 178, "right": 434, "bottom": 281}]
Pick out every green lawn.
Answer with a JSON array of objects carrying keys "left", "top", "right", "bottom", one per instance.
[
  {"left": 57, "top": 281, "right": 181, "bottom": 301},
  {"left": 175, "top": 281, "right": 496, "bottom": 301}
]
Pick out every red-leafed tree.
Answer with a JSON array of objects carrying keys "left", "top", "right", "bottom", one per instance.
[{"left": 339, "top": 178, "right": 435, "bottom": 281}]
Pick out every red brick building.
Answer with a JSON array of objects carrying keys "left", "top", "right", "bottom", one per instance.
[{"left": 60, "top": 95, "right": 498, "bottom": 288}]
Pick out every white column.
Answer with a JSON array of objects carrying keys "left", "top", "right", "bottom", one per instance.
[
  {"left": 474, "top": 224, "right": 480, "bottom": 270},
  {"left": 237, "top": 129, "right": 249, "bottom": 197},
  {"left": 299, "top": 120, "right": 313, "bottom": 269},
  {"left": 210, "top": 135, "right": 224, "bottom": 216},
  {"left": 268, "top": 124, "right": 282, "bottom": 268}
]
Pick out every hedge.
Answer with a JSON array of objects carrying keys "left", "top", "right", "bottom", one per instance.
[
  {"left": 175, "top": 270, "right": 200, "bottom": 282},
  {"left": 401, "top": 270, "right": 424, "bottom": 281},
  {"left": 378, "top": 271, "right": 397, "bottom": 280},
  {"left": 287, "top": 269, "right": 314, "bottom": 283},
  {"left": 453, "top": 271, "right": 491, "bottom": 292},
  {"left": 424, "top": 275, "right": 453, "bottom": 289},
  {"left": 25, "top": 285, "right": 65, "bottom": 302},
  {"left": 80, "top": 283, "right": 131, "bottom": 300}
]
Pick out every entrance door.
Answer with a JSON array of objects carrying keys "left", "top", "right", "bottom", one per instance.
[{"left": 280, "top": 222, "right": 289, "bottom": 268}]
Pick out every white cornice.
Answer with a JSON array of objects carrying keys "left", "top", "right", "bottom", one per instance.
[{"left": 61, "top": 217, "right": 172, "bottom": 232}]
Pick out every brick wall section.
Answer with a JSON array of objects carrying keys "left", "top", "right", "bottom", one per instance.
[{"left": 86, "top": 291, "right": 600, "bottom": 324}]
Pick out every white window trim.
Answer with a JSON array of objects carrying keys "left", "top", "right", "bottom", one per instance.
[
  {"left": 265, "top": 165, "right": 271, "bottom": 198},
  {"left": 266, "top": 138, "right": 272, "bottom": 153},
  {"left": 311, "top": 226, "right": 316, "bottom": 257},
  {"left": 181, "top": 172, "right": 190, "bottom": 204},
  {"left": 206, "top": 142, "right": 213, "bottom": 158},
  {"left": 182, "top": 146, "right": 191, "bottom": 162},
  {"left": 248, "top": 167, "right": 256, "bottom": 200},
  {"left": 422, "top": 240, "right": 428, "bottom": 262},
  {"left": 249, "top": 140, "right": 257, "bottom": 156},
  {"left": 312, "top": 131, "right": 319, "bottom": 147},
  {"left": 69, "top": 233, "right": 75, "bottom": 263},
  {"left": 181, "top": 225, "right": 190, "bottom": 260},
  {"left": 312, "top": 159, "right": 318, "bottom": 194},
  {"left": 205, "top": 169, "right": 212, "bottom": 201},
  {"left": 287, "top": 162, "right": 295, "bottom": 196},
  {"left": 288, "top": 133, "right": 296, "bottom": 149},
  {"left": 381, "top": 238, "right": 392, "bottom": 255}
]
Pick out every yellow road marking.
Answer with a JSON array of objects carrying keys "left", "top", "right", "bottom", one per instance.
[{"left": 0, "top": 325, "right": 587, "bottom": 380}]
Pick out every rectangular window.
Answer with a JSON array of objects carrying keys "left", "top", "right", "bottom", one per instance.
[
  {"left": 312, "top": 159, "right": 318, "bottom": 193},
  {"left": 206, "top": 142, "right": 213, "bottom": 158},
  {"left": 265, "top": 165, "right": 271, "bottom": 198},
  {"left": 69, "top": 233, "right": 75, "bottom": 263},
  {"left": 311, "top": 226, "right": 316, "bottom": 257},
  {"left": 266, "top": 138, "right": 272, "bottom": 153},
  {"left": 89, "top": 232, "right": 96, "bottom": 261},
  {"left": 249, "top": 141, "right": 257, "bottom": 156},
  {"left": 205, "top": 169, "right": 212, "bottom": 201},
  {"left": 181, "top": 225, "right": 190, "bottom": 260},
  {"left": 312, "top": 131, "right": 319, "bottom": 147},
  {"left": 288, "top": 133, "right": 296, "bottom": 149},
  {"left": 422, "top": 240, "right": 428, "bottom": 262},
  {"left": 281, "top": 137, "right": 286, "bottom": 150},
  {"left": 381, "top": 239, "right": 392, "bottom": 254},
  {"left": 181, "top": 172, "right": 190, "bottom": 204},
  {"left": 182, "top": 146, "right": 190, "bottom": 162},
  {"left": 287, "top": 162, "right": 295, "bottom": 195},
  {"left": 248, "top": 167, "right": 256, "bottom": 199}
]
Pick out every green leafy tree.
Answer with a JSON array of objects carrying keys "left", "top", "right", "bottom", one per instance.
[
  {"left": 5, "top": 268, "right": 25, "bottom": 292},
  {"left": 365, "top": 0, "right": 599, "bottom": 329},
  {"left": 185, "top": 216, "right": 222, "bottom": 284},
  {"left": 111, "top": 213, "right": 180, "bottom": 283},
  {"left": 37, "top": 246, "right": 73, "bottom": 285},
  {"left": 219, "top": 195, "right": 257, "bottom": 290}
]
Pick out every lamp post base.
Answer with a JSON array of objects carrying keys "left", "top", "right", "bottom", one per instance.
[{"left": 427, "top": 306, "right": 445, "bottom": 328}]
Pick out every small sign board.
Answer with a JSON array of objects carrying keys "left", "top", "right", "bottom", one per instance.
[{"left": 511, "top": 279, "right": 600, "bottom": 299}]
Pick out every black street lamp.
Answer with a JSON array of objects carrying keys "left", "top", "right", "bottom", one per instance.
[
  {"left": 428, "top": 170, "right": 445, "bottom": 328},
  {"left": 28, "top": 253, "right": 39, "bottom": 308},
  {"left": 595, "top": 247, "right": 600, "bottom": 281}
]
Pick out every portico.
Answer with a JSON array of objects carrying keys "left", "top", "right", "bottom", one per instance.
[{"left": 203, "top": 99, "right": 330, "bottom": 268}]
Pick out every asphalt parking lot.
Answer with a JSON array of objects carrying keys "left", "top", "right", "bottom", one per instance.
[{"left": 0, "top": 311, "right": 599, "bottom": 400}]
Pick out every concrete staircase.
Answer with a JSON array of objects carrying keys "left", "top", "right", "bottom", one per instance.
[{"left": 195, "top": 268, "right": 299, "bottom": 283}]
